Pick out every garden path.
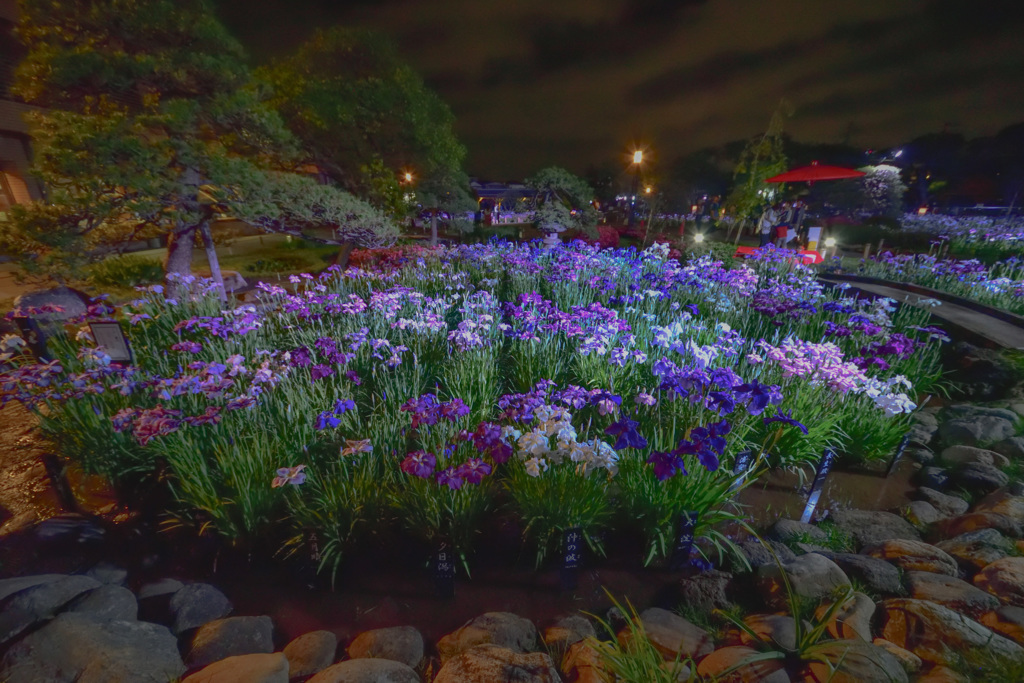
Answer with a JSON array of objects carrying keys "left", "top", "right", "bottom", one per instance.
[{"left": 827, "top": 278, "right": 1024, "bottom": 349}]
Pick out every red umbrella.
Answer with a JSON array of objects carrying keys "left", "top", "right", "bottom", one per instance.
[{"left": 765, "top": 161, "right": 865, "bottom": 183}]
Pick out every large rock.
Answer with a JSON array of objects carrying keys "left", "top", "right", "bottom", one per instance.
[
  {"left": 632, "top": 607, "right": 714, "bottom": 660},
  {"left": 816, "top": 591, "right": 875, "bottom": 641},
  {"left": 943, "top": 404, "right": 1020, "bottom": 423},
  {"left": 863, "top": 539, "right": 959, "bottom": 577},
  {"left": 797, "top": 639, "right": 910, "bottom": 683},
  {"left": 824, "top": 552, "right": 905, "bottom": 596},
  {"left": 973, "top": 492, "right": 1024, "bottom": 525},
  {"left": 756, "top": 553, "right": 851, "bottom": 609},
  {"left": 938, "top": 416, "right": 1016, "bottom": 447},
  {"left": 901, "top": 501, "right": 943, "bottom": 528},
  {"left": 0, "top": 574, "right": 101, "bottom": 644},
  {"left": 433, "top": 645, "right": 559, "bottom": 683},
  {"left": 994, "top": 436, "right": 1024, "bottom": 461},
  {"left": 347, "top": 625, "right": 423, "bottom": 669},
  {"left": 0, "top": 574, "right": 66, "bottom": 602},
  {"left": 12, "top": 287, "right": 89, "bottom": 325},
  {"left": 918, "top": 467, "right": 950, "bottom": 490},
  {"left": 878, "top": 598, "right": 1024, "bottom": 666},
  {"left": 872, "top": 638, "right": 923, "bottom": 675},
  {"left": 830, "top": 509, "right": 921, "bottom": 548},
  {"left": 931, "top": 511, "right": 1023, "bottom": 539},
  {"left": 908, "top": 423, "right": 937, "bottom": 448},
  {"left": 0, "top": 612, "right": 184, "bottom": 683},
  {"left": 904, "top": 571, "right": 1000, "bottom": 618},
  {"left": 979, "top": 605, "right": 1024, "bottom": 646},
  {"left": 737, "top": 538, "right": 795, "bottom": 569},
  {"left": 561, "top": 639, "right": 604, "bottom": 683},
  {"left": 768, "top": 518, "right": 826, "bottom": 543},
  {"left": 541, "top": 615, "right": 596, "bottom": 652},
  {"left": 137, "top": 578, "right": 184, "bottom": 600},
  {"left": 309, "top": 658, "right": 419, "bottom": 683},
  {"left": 952, "top": 462, "right": 1010, "bottom": 495},
  {"left": 185, "top": 615, "right": 274, "bottom": 669},
  {"left": 695, "top": 645, "right": 789, "bottom": 683},
  {"left": 84, "top": 563, "right": 128, "bottom": 586},
  {"left": 182, "top": 653, "right": 288, "bottom": 683},
  {"left": 169, "top": 583, "right": 232, "bottom": 634},
  {"left": 738, "top": 614, "right": 797, "bottom": 650},
  {"left": 677, "top": 570, "right": 733, "bottom": 613},
  {"left": 437, "top": 612, "right": 538, "bottom": 662},
  {"left": 940, "top": 445, "right": 1009, "bottom": 468},
  {"left": 284, "top": 630, "right": 337, "bottom": 678},
  {"left": 974, "top": 556, "right": 1024, "bottom": 606},
  {"left": 65, "top": 585, "right": 138, "bottom": 622},
  {"left": 936, "top": 528, "right": 1014, "bottom": 573},
  {"left": 915, "top": 665, "right": 970, "bottom": 682},
  {"left": 915, "top": 488, "right": 969, "bottom": 517}
]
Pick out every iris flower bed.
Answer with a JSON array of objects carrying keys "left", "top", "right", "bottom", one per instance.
[
  {"left": 860, "top": 252, "right": 1024, "bottom": 316},
  {"left": 0, "top": 242, "right": 943, "bottom": 578},
  {"left": 899, "top": 213, "right": 1024, "bottom": 260}
]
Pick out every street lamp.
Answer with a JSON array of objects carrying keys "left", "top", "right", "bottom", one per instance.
[
  {"left": 694, "top": 233, "right": 705, "bottom": 243},
  {"left": 628, "top": 150, "right": 644, "bottom": 227},
  {"left": 404, "top": 172, "right": 414, "bottom": 183},
  {"left": 644, "top": 186, "right": 652, "bottom": 194}
]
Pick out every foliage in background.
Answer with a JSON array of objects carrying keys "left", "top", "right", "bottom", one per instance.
[
  {"left": 261, "top": 27, "right": 468, "bottom": 217},
  {"left": 724, "top": 100, "right": 791, "bottom": 224},
  {"left": 0, "top": 0, "right": 394, "bottom": 288},
  {"left": 525, "top": 167, "right": 600, "bottom": 234}
]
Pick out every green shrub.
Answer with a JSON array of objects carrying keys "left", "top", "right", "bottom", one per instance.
[{"left": 87, "top": 255, "right": 164, "bottom": 288}]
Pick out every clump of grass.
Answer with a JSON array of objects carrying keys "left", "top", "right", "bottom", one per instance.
[{"left": 946, "top": 645, "right": 1024, "bottom": 682}]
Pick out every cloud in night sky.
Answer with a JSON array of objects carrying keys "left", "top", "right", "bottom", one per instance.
[{"left": 215, "top": 0, "right": 1024, "bottom": 179}]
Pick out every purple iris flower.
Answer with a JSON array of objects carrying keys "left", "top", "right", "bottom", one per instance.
[
  {"left": 289, "top": 347, "right": 312, "bottom": 367},
  {"left": 315, "top": 410, "right": 342, "bottom": 430},
  {"left": 345, "top": 370, "right": 362, "bottom": 385},
  {"left": 604, "top": 417, "right": 648, "bottom": 450},
  {"left": 648, "top": 450, "right": 686, "bottom": 481},
  {"left": 310, "top": 364, "right": 334, "bottom": 382},
  {"left": 334, "top": 398, "right": 356, "bottom": 414},
  {"left": 763, "top": 408, "right": 809, "bottom": 434},
  {"left": 706, "top": 391, "right": 735, "bottom": 416},
  {"left": 400, "top": 450, "right": 436, "bottom": 478},
  {"left": 456, "top": 458, "right": 492, "bottom": 485},
  {"left": 733, "top": 381, "right": 783, "bottom": 416},
  {"left": 435, "top": 467, "right": 465, "bottom": 490}
]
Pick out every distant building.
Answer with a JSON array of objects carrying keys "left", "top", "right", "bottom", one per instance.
[
  {"left": 0, "top": 0, "right": 44, "bottom": 216},
  {"left": 469, "top": 179, "right": 533, "bottom": 224}
]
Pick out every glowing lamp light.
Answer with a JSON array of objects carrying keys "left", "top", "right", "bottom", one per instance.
[
  {"left": 918, "top": 206, "right": 928, "bottom": 215},
  {"left": 694, "top": 233, "right": 705, "bottom": 243},
  {"left": 633, "top": 150, "right": 643, "bottom": 164},
  {"left": 404, "top": 172, "right": 413, "bottom": 183},
  {"left": 824, "top": 237, "right": 837, "bottom": 248},
  {"left": 644, "top": 186, "right": 652, "bottom": 194}
]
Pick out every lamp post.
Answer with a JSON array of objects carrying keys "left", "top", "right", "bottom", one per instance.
[{"left": 628, "top": 150, "right": 643, "bottom": 227}]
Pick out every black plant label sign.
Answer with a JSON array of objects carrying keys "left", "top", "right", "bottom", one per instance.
[
  {"left": 733, "top": 450, "right": 752, "bottom": 474},
  {"left": 808, "top": 448, "right": 838, "bottom": 497},
  {"left": 433, "top": 545, "right": 455, "bottom": 598},
  {"left": 886, "top": 434, "right": 912, "bottom": 476},
  {"left": 563, "top": 527, "right": 583, "bottom": 571},
  {"left": 560, "top": 526, "right": 583, "bottom": 590},
  {"left": 670, "top": 511, "right": 698, "bottom": 571}
]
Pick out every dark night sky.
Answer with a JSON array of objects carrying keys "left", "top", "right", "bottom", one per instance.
[{"left": 214, "top": 0, "right": 1024, "bottom": 180}]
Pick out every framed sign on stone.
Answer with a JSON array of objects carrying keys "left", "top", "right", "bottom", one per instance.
[{"left": 88, "top": 321, "right": 133, "bottom": 363}]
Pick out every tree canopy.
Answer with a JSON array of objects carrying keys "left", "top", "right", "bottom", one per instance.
[
  {"left": 261, "top": 27, "right": 467, "bottom": 215},
  {"left": 524, "top": 167, "right": 599, "bottom": 233},
  {"left": 1, "top": 0, "right": 394, "bottom": 285}
]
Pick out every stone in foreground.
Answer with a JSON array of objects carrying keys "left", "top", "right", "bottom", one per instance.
[
  {"left": 434, "top": 645, "right": 560, "bottom": 683},
  {"left": 0, "top": 612, "right": 184, "bottom": 683}
]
